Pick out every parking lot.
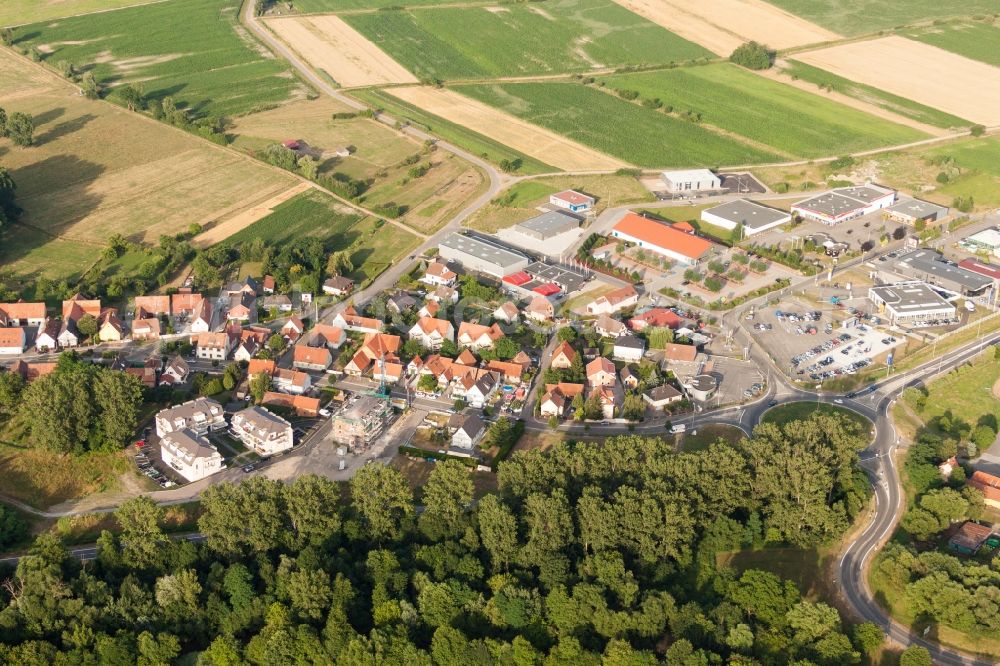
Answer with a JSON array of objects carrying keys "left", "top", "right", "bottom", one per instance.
[
  {"left": 751, "top": 304, "right": 904, "bottom": 381},
  {"left": 703, "top": 356, "right": 766, "bottom": 407}
]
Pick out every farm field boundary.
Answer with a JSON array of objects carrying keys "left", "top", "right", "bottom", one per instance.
[
  {"left": 903, "top": 21, "right": 1000, "bottom": 69},
  {"left": 609, "top": 0, "right": 839, "bottom": 56},
  {"left": 386, "top": 86, "right": 629, "bottom": 171},
  {"left": 192, "top": 182, "right": 315, "bottom": 248},
  {"left": 795, "top": 36, "right": 1000, "bottom": 126},
  {"left": 265, "top": 15, "right": 418, "bottom": 87},
  {"left": 763, "top": 0, "right": 1000, "bottom": 36}
]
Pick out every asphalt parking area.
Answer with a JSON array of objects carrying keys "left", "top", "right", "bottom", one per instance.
[{"left": 704, "top": 356, "right": 765, "bottom": 407}]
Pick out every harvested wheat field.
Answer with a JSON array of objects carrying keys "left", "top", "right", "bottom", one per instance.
[
  {"left": 266, "top": 15, "right": 418, "bottom": 87},
  {"left": 611, "top": 0, "right": 838, "bottom": 56},
  {"left": 192, "top": 182, "right": 315, "bottom": 248},
  {"left": 388, "top": 86, "right": 628, "bottom": 171},
  {"left": 796, "top": 36, "right": 1000, "bottom": 127}
]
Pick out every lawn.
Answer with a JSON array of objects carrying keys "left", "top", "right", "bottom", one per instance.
[
  {"left": 764, "top": 0, "right": 1000, "bottom": 35},
  {"left": 344, "top": 0, "right": 711, "bottom": 80},
  {"left": 13, "top": 0, "right": 307, "bottom": 118},
  {"left": 781, "top": 60, "right": 971, "bottom": 130},
  {"left": 0, "top": 439, "right": 129, "bottom": 509},
  {"left": 921, "top": 135, "right": 1000, "bottom": 208},
  {"left": 718, "top": 547, "right": 835, "bottom": 602},
  {"left": 601, "top": 64, "right": 927, "bottom": 158},
  {"left": 762, "top": 401, "right": 872, "bottom": 433},
  {"left": 905, "top": 22, "right": 1000, "bottom": 68},
  {"left": 900, "top": 355, "right": 1000, "bottom": 437},
  {"left": 678, "top": 424, "right": 746, "bottom": 452},
  {"left": 0, "top": 0, "right": 148, "bottom": 26},
  {"left": 454, "top": 82, "right": 781, "bottom": 168},
  {"left": 350, "top": 88, "right": 554, "bottom": 175}
]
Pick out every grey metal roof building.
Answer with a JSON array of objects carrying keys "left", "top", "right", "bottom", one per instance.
[
  {"left": 514, "top": 211, "right": 580, "bottom": 240},
  {"left": 701, "top": 199, "right": 790, "bottom": 235},
  {"left": 792, "top": 184, "right": 895, "bottom": 224},
  {"left": 439, "top": 233, "right": 530, "bottom": 278},
  {"left": 885, "top": 199, "right": 949, "bottom": 224},
  {"left": 888, "top": 250, "right": 992, "bottom": 296},
  {"left": 869, "top": 282, "right": 956, "bottom": 325}
]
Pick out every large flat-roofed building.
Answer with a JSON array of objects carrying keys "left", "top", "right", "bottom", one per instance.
[
  {"left": 160, "top": 428, "right": 224, "bottom": 482},
  {"left": 611, "top": 212, "right": 715, "bottom": 265},
  {"left": 869, "top": 282, "right": 956, "bottom": 326},
  {"left": 155, "top": 397, "right": 226, "bottom": 437},
  {"left": 887, "top": 249, "right": 992, "bottom": 297},
  {"left": 958, "top": 258, "right": 1000, "bottom": 293},
  {"left": 700, "top": 199, "right": 790, "bottom": 236},
  {"left": 438, "top": 233, "right": 530, "bottom": 278},
  {"left": 961, "top": 227, "right": 1000, "bottom": 254},
  {"left": 792, "top": 184, "right": 895, "bottom": 225},
  {"left": 884, "top": 198, "right": 949, "bottom": 225},
  {"left": 514, "top": 211, "right": 580, "bottom": 241},
  {"left": 330, "top": 395, "right": 393, "bottom": 451},
  {"left": 230, "top": 406, "right": 293, "bottom": 456},
  {"left": 660, "top": 169, "right": 721, "bottom": 193}
]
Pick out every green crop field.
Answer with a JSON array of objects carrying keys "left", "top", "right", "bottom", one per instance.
[
  {"left": 780, "top": 60, "right": 971, "bottom": 130},
  {"left": 344, "top": 0, "right": 711, "bottom": 80},
  {"left": 13, "top": 0, "right": 306, "bottom": 118},
  {"left": 454, "top": 82, "right": 780, "bottom": 168},
  {"left": 764, "top": 0, "right": 1000, "bottom": 35},
  {"left": 920, "top": 135, "right": 1000, "bottom": 208},
  {"left": 905, "top": 22, "right": 1000, "bottom": 68},
  {"left": 602, "top": 64, "right": 927, "bottom": 158},
  {"left": 291, "top": 0, "right": 471, "bottom": 10},
  {"left": 0, "top": 0, "right": 151, "bottom": 26}
]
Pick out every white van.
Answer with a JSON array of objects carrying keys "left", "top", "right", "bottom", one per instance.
[
  {"left": 965, "top": 301, "right": 976, "bottom": 312},
  {"left": 670, "top": 423, "right": 686, "bottom": 434}
]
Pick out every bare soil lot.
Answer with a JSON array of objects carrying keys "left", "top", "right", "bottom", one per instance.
[
  {"left": 611, "top": 0, "right": 838, "bottom": 56},
  {"left": 387, "top": 86, "right": 629, "bottom": 171},
  {"left": 266, "top": 15, "right": 418, "bottom": 87},
  {"left": 795, "top": 36, "right": 1000, "bottom": 127}
]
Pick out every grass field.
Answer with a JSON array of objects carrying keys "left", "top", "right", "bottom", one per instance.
[
  {"left": 0, "top": 0, "right": 154, "bottom": 26},
  {"left": 0, "top": 47, "right": 297, "bottom": 281},
  {"left": 905, "top": 22, "right": 1000, "bottom": 68},
  {"left": 764, "top": 0, "right": 1000, "bottom": 35},
  {"left": 901, "top": 355, "right": 1000, "bottom": 436},
  {"left": 602, "top": 64, "right": 927, "bottom": 158},
  {"left": 779, "top": 60, "right": 971, "bottom": 130},
  {"left": 718, "top": 547, "right": 835, "bottom": 601},
  {"left": 921, "top": 135, "right": 1000, "bottom": 208},
  {"left": 350, "top": 88, "right": 554, "bottom": 174},
  {"left": 343, "top": 0, "right": 711, "bottom": 80},
  {"left": 454, "top": 82, "right": 781, "bottom": 168},
  {"left": 14, "top": 0, "right": 307, "bottom": 118},
  {"left": 0, "top": 438, "right": 129, "bottom": 509},
  {"left": 762, "top": 401, "right": 873, "bottom": 433},
  {"left": 679, "top": 424, "right": 746, "bottom": 452}
]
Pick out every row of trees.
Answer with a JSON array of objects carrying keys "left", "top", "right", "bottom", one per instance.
[{"left": 0, "top": 411, "right": 879, "bottom": 664}]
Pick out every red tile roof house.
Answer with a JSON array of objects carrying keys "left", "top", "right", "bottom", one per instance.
[
  {"left": 550, "top": 341, "right": 577, "bottom": 370},
  {"left": 422, "top": 262, "right": 458, "bottom": 287},
  {"left": 408, "top": 316, "right": 455, "bottom": 350},
  {"left": 11, "top": 360, "right": 57, "bottom": 382},
  {"left": 969, "top": 470, "right": 1000, "bottom": 510},
  {"left": 457, "top": 322, "right": 505, "bottom": 351},
  {"left": 0, "top": 301, "right": 46, "bottom": 327},
  {"left": 281, "top": 316, "right": 305, "bottom": 342},
  {"left": 661, "top": 342, "right": 699, "bottom": 362},
  {"left": 586, "top": 357, "right": 616, "bottom": 388},
  {"left": 586, "top": 285, "right": 638, "bottom": 316},
  {"left": 293, "top": 344, "right": 333, "bottom": 371},
  {"left": 630, "top": 308, "right": 682, "bottom": 331},
  {"left": 0, "top": 327, "right": 27, "bottom": 354},
  {"left": 262, "top": 275, "right": 276, "bottom": 294},
  {"left": 133, "top": 295, "right": 171, "bottom": 317},
  {"left": 333, "top": 306, "right": 383, "bottom": 334},
  {"left": 540, "top": 382, "right": 584, "bottom": 417},
  {"left": 273, "top": 368, "right": 312, "bottom": 395},
  {"left": 132, "top": 317, "right": 161, "bottom": 341},
  {"left": 611, "top": 212, "right": 715, "bottom": 265}
]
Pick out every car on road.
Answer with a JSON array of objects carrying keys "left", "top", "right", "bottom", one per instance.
[
  {"left": 242, "top": 464, "right": 256, "bottom": 473},
  {"left": 833, "top": 399, "right": 844, "bottom": 404},
  {"left": 318, "top": 408, "right": 331, "bottom": 418},
  {"left": 767, "top": 400, "right": 778, "bottom": 407}
]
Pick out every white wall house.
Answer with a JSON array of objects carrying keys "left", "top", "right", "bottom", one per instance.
[
  {"left": 230, "top": 406, "right": 294, "bottom": 456},
  {"left": 160, "top": 428, "right": 224, "bottom": 482}
]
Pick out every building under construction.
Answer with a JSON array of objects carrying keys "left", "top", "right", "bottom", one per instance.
[{"left": 330, "top": 395, "right": 393, "bottom": 451}]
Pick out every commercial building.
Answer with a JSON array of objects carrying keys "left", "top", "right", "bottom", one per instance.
[
  {"left": 513, "top": 211, "right": 580, "bottom": 240},
  {"left": 701, "top": 199, "right": 790, "bottom": 236},
  {"left": 230, "top": 406, "right": 294, "bottom": 456},
  {"left": 155, "top": 398, "right": 226, "bottom": 437},
  {"left": 330, "top": 395, "right": 393, "bottom": 451},
  {"left": 792, "top": 185, "right": 895, "bottom": 225},
  {"left": 961, "top": 227, "right": 1000, "bottom": 254},
  {"left": 549, "top": 190, "right": 594, "bottom": 213},
  {"left": 883, "top": 198, "right": 949, "bottom": 225},
  {"left": 159, "top": 428, "right": 224, "bottom": 482},
  {"left": 868, "top": 282, "right": 956, "bottom": 326},
  {"left": 958, "top": 258, "right": 1000, "bottom": 295},
  {"left": 438, "top": 233, "right": 530, "bottom": 278},
  {"left": 611, "top": 213, "right": 714, "bottom": 265},
  {"left": 660, "top": 169, "right": 720, "bottom": 193},
  {"left": 887, "top": 250, "right": 992, "bottom": 297},
  {"left": 685, "top": 374, "right": 717, "bottom": 402}
]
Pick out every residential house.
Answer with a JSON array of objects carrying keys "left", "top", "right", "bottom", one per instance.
[
  {"left": 550, "top": 341, "right": 577, "bottom": 370},
  {"left": 408, "top": 317, "right": 455, "bottom": 350},
  {"left": 0, "top": 301, "right": 46, "bottom": 327},
  {"left": 155, "top": 397, "right": 226, "bottom": 437},
  {"left": 486, "top": 360, "right": 524, "bottom": 385},
  {"left": 133, "top": 295, "right": 171, "bottom": 317},
  {"left": 132, "top": 317, "right": 161, "bottom": 342},
  {"left": 35, "top": 319, "right": 60, "bottom": 352},
  {"left": 62, "top": 294, "right": 101, "bottom": 322},
  {"left": 387, "top": 292, "right": 418, "bottom": 316},
  {"left": 273, "top": 368, "right": 311, "bottom": 395},
  {"left": 423, "top": 262, "right": 458, "bottom": 287},
  {"left": 429, "top": 285, "right": 459, "bottom": 305},
  {"left": 195, "top": 332, "right": 233, "bottom": 360},
  {"left": 643, "top": 384, "right": 683, "bottom": 409},
  {"left": 493, "top": 301, "right": 519, "bottom": 323},
  {"left": 465, "top": 371, "right": 499, "bottom": 409},
  {"left": 333, "top": 306, "right": 383, "bottom": 334},
  {"left": 293, "top": 344, "right": 332, "bottom": 371},
  {"left": 620, "top": 366, "right": 639, "bottom": 390},
  {"left": 613, "top": 335, "right": 645, "bottom": 362},
  {"left": 261, "top": 294, "right": 293, "bottom": 312},
  {"left": 455, "top": 349, "right": 477, "bottom": 366},
  {"left": 418, "top": 301, "right": 441, "bottom": 319},
  {"left": 662, "top": 343, "right": 698, "bottom": 363},
  {"left": 171, "top": 291, "right": 203, "bottom": 317},
  {"left": 230, "top": 406, "right": 294, "bottom": 456},
  {"left": 98, "top": 309, "right": 125, "bottom": 342},
  {"left": 262, "top": 275, "right": 276, "bottom": 294},
  {"left": 281, "top": 316, "right": 305, "bottom": 342},
  {"left": 586, "top": 357, "right": 616, "bottom": 388},
  {"left": 160, "top": 356, "right": 190, "bottom": 385},
  {"left": 540, "top": 382, "right": 584, "bottom": 418},
  {"left": 0, "top": 327, "right": 26, "bottom": 355},
  {"left": 948, "top": 521, "right": 994, "bottom": 556},
  {"left": 57, "top": 321, "right": 80, "bottom": 348},
  {"left": 457, "top": 322, "right": 505, "bottom": 351},
  {"left": 261, "top": 392, "right": 320, "bottom": 417},
  {"left": 525, "top": 296, "right": 554, "bottom": 322},
  {"left": 190, "top": 298, "right": 214, "bottom": 334},
  {"left": 596, "top": 385, "right": 616, "bottom": 419},
  {"left": 451, "top": 413, "right": 486, "bottom": 449},
  {"left": 420, "top": 354, "right": 454, "bottom": 387},
  {"left": 969, "top": 471, "right": 1000, "bottom": 510},
  {"left": 232, "top": 339, "right": 259, "bottom": 363},
  {"left": 629, "top": 308, "right": 682, "bottom": 331},
  {"left": 586, "top": 285, "right": 638, "bottom": 316},
  {"left": 226, "top": 277, "right": 258, "bottom": 297},
  {"left": 344, "top": 332, "right": 401, "bottom": 376},
  {"left": 247, "top": 359, "right": 277, "bottom": 377},
  {"left": 372, "top": 361, "right": 403, "bottom": 385},
  {"left": 595, "top": 314, "right": 627, "bottom": 338},
  {"left": 126, "top": 366, "right": 157, "bottom": 388},
  {"left": 227, "top": 292, "right": 256, "bottom": 323},
  {"left": 322, "top": 276, "right": 355, "bottom": 296},
  {"left": 160, "top": 428, "right": 224, "bottom": 482}
]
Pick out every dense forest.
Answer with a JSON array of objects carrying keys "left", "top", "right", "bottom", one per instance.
[{"left": 0, "top": 413, "right": 877, "bottom": 664}]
